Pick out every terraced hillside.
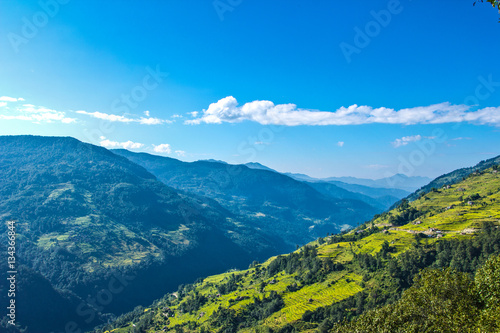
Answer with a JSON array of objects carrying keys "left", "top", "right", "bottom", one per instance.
[
  {"left": 405, "top": 154, "right": 500, "bottom": 202},
  {"left": 94, "top": 165, "right": 500, "bottom": 332}
]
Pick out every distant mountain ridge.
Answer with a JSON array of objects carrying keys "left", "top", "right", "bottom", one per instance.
[
  {"left": 212, "top": 160, "right": 425, "bottom": 194},
  {"left": 200, "top": 159, "right": 228, "bottom": 164},
  {"left": 286, "top": 172, "right": 430, "bottom": 192},
  {"left": 325, "top": 173, "right": 431, "bottom": 191},
  {"left": 244, "top": 162, "right": 278, "bottom": 172},
  {"left": 113, "top": 149, "right": 381, "bottom": 245},
  {"left": 306, "top": 181, "right": 405, "bottom": 211},
  {"left": 283, "top": 174, "right": 411, "bottom": 209},
  {"left": 234, "top": 161, "right": 430, "bottom": 193},
  {"left": 232, "top": 162, "right": 415, "bottom": 208}
]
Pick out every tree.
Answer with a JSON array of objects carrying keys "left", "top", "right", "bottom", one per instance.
[
  {"left": 474, "top": 0, "right": 500, "bottom": 21},
  {"left": 333, "top": 268, "right": 481, "bottom": 332},
  {"left": 475, "top": 254, "right": 500, "bottom": 331}
]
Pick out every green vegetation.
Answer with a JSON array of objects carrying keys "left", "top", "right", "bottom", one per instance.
[
  {"left": 406, "top": 154, "right": 500, "bottom": 202},
  {"left": 94, "top": 166, "right": 500, "bottom": 332},
  {"left": 333, "top": 255, "right": 500, "bottom": 332}
]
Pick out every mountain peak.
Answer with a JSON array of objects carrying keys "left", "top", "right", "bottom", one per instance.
[
  {"left": 244, "top": 162, "right": 277, "bottom": 172},
  {"left": 199, "top": 159, "right": 228, "bottom": 164}
]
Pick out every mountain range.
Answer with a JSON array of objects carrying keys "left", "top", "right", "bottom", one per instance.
[
  {"left": 242, "top": 162, "right": 429, "bottom": 193},
  {"left": 284, "top": 172, "right": 430, "bottom": 193},
  {"left": 1, "top": 135, "right": 496, "bottom": 332},
  {"left": 0, "top": 135, "right": 388, "bottom": 332}
]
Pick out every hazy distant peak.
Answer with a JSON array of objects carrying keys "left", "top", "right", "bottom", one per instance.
[
  {"left": 244, "top": 162, "right": 277, "bottom": 172},
  {"left": 199, "top": 159, "right": 228, "bottom": 164}
]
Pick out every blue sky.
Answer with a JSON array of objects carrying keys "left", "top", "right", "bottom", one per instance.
[{"left": 0, "top": 0, "right": 499, "bottom": 179}]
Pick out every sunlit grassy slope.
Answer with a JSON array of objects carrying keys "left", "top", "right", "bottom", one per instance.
[{"left": 99, "top": 167, "right": 500, "bottom": 333}]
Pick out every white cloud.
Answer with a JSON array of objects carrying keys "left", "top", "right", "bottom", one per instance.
[
  {"left": 392, "top": 135, "right": 422, "bottom": 148},
  {"left": 100, "top": 139, "right": 144, "bottom": 149},
  {"left": 337, "top": 141, "right": 345, "bottom": 147},
  {"left": 175, "top": 150, "right": 186, "bottom": 157},
  {"left": 0, "top": 115, "right": 32, "bottom": 121},
  {"left": 0, "top": 96, "right": 21, "bottom": 102},
  {"left": 0, "top": 102, "right": 76, "bottom": 124},
  {"left": 153, "top": 144, "right": 171, "bottom": 153},
  {"left": 77, "top": 110, "right": 170, "bottom": 125},
  {"left": 186, "top": 96, "right": 500, "bottom": 126},
  {"left": 122, "top": 141, "right": 144, "bottom": 149},
  {"left": 452, "top": 137, "right": 472, "bottom": 141},
  {"left": 139, "top": 117, "right": 166, "bottom": 125},
  {"left": 76, "top": 111, "right": 135, "bottom": 123},
  {"left": 0, "top": 95, "right": 169, "bottom": 126}
]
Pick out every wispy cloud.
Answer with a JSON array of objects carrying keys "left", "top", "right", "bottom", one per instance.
[
  {"left": 139, "top": 117, "right": 165, "bottom": 125},
  {"left": 98, "top": 138, "right": 183, "bottom": 155},
  {"left": 452, "top": 137, "right": 472, "bottom": 141},
  {"left": 0, "top": 97, "right": 76, "bottom": 124},
  {"left": 0, "top": 96, "right": 24, "bottom": 102},
  {"left": 337, "top": 141, "right": 345, "bottom": 147},
  {"left": 186, "top": 96, "right": 500, "bottom": 126},
  {"left": 0, "top": 94, "right": 172, "bottom": 127},
  {"left": 77, "top": 111, "right": 134, "bottom": 123},
  {"left": 391, "top": 135, "right": 422, "bottom": 148},
  {"left": 100, "top": 138, "right": 144, "bottom": 149},
  {"left": 153, "top": 143, "right": 171, "bottom": 153},
  {"left": 76, "top": 110, "right": 170, "bottom": 125}
]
